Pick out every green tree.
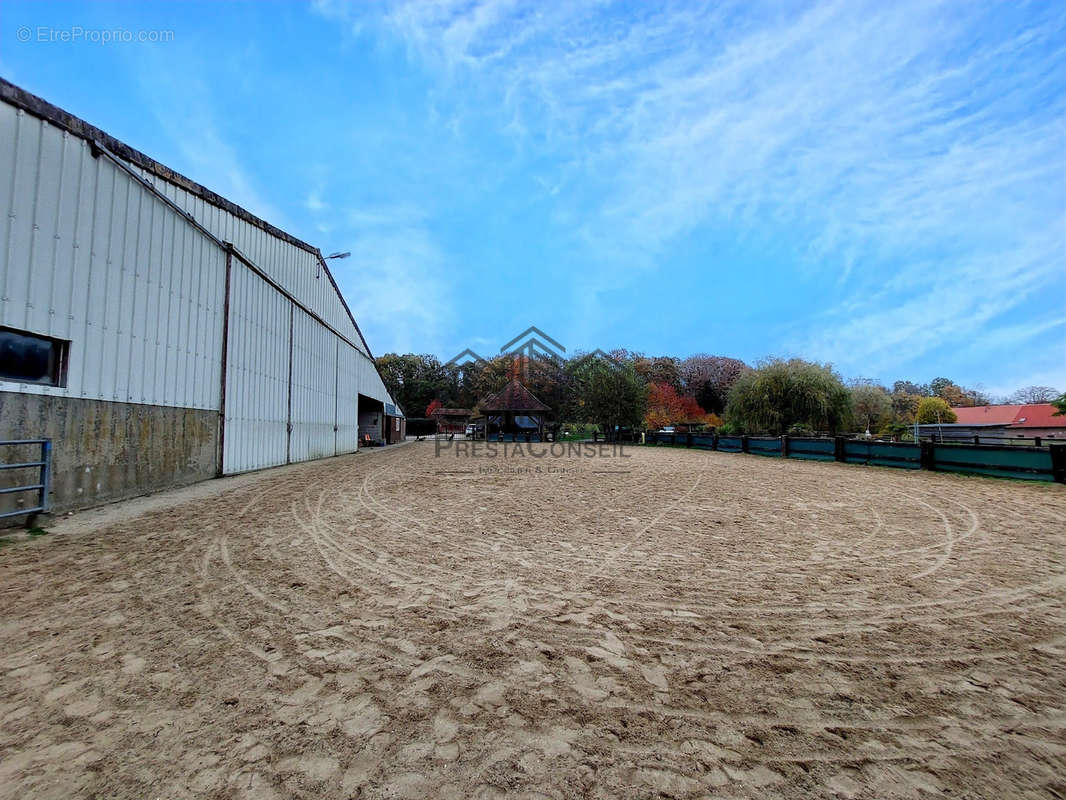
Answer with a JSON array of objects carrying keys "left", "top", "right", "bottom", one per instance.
[
  {"left": 850, "top": 383, "right": 892, "bottom": 432},
  {"left": 892, "top": 380, "right": 930, "bottom": 396},
  {"left": 938, "top": 382, "right": 974, "bottom": 407},
  {"left": 1051, "top": 393, "right": 1065, "bottom": 416},
  {"left": 724, "top": 358, "right": 852, "bottom": 435},
  {"left": 929, "top": 377, "right": 955, "bottom": 398},
  {"left": 376, "top": 353, "right": 458, "bottom": 417},
  {"left": 462, "top": 356, "right": 513, "bottom": 410},
  {"left": 610, "top": 350, "right": 683, "bottom": 391},
  {"left": 566, "top": 354, "right": 648, "bottom": 434},
  {"left": 890, "top": 391, "right": 922, "bottom": 424},
  {"left": 915, "top": 396, "right": 957, "bottom": 424}
]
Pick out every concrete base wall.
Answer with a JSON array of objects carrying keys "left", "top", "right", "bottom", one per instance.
[{"left": 1, "top": 392, "right": 218, "bottom": 522}]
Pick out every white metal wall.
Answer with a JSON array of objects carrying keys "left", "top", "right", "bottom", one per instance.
[
  {"left": 290, "top": 309, "right": 338, "bottom": 462},
  {"left": 222, "top": 267, "right": 290, "bottom": 472},
  {"left": 142, "top": 167, "right": 369, "bottom": 356},
  {"left": 336, "top": 344, "right": 370, "bottom": 454},
  {"left": 1, "top": 91, "right": 401, "bottom": 478},
  {"left": 220, "top": 283, "right": 389, "bottom": 473},
  {"left": 0, "top": 104, "right": 225, "bottom": 408}
]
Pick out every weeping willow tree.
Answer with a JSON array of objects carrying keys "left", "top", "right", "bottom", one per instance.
[{"left": 724, "top": 358, "right": 853, "bottom": 435}]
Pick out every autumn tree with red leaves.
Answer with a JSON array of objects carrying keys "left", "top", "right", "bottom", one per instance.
[{"left": 645, "top": 383, "right": 710, "bottom": 429}]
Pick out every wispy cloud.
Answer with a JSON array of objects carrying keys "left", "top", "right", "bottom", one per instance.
[
  {"left": 334, "top": 205, "right": 455, "bottom": 356},
  {"left": 305, "top": 191, "right": 329, "bottom": 212},
  {"left": 317, "top": 0, "right": 1065, "bottom": 379},
  {"left": 130, "top": 62, "right": 291, "bottom": 230}
]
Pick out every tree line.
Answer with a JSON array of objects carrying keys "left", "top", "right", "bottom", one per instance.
[{"left": 376, "top": 351, "right": 1063, "bottom": 437}]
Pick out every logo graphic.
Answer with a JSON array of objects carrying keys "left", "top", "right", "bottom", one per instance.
[
  {"left": 568, "top": 348, "right": 624, "bottom": 371},
  {"left": 446, "top": 325, "right": 567, "bottom": 379},
  {"left": 445, "top": 347, "right": 488, "bottom": 371},
  {"left": 498, "top": 326, "right": 566, "bottom": 364},
  {"left": 445, "top": 327, "right": 625, "bottom": 379}
]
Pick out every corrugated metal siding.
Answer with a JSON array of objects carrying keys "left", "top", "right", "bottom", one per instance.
[
  {"left": 222, "top": 266, "right": 291, "bottom": 473},
  {"left": 2, "top": 92, "right": 398, "bottom": 480},
  {"left": 336, "top": 343, "right": 370, "bottom": 454},
  {"left": 139, "top": 166, "right": 368, "bottom": 356},
  {"left": 0, "top": 104, "right": 224, "bottom": 409},
  {"left": 290, "top": 308, "right": 337, "bottom": 462}
]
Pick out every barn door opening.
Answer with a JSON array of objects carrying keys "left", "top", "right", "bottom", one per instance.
[{"left": 357, "top": 394, "right": 385, "bottom": 447}]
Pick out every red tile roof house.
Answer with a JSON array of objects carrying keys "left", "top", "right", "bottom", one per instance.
[
  {"left": 927, "top": 404, "right": 1066, "bottom": 442},
  {"left": 998, "top": 404, "right": 1066, "bottom": 439}
]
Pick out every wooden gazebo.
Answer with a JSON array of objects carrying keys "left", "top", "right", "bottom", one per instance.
[{"left": 477, "top": 379, "right": 551, "bottom": 441}]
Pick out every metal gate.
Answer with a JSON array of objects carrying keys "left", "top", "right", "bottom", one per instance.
[{"left": 0, "top": 439, "right": 52, "bottom": 521}]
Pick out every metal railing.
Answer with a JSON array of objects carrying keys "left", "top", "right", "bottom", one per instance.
[{"left": 0, "top": 439, "right": 52, "bottom": 520}]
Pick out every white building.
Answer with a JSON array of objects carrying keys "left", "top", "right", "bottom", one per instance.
[{"left": 0, "top": 78, "right": 404, "bottom": 516}]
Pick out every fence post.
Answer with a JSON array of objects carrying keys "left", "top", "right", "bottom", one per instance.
[
  {"left": 1035, "top": 436, "right": 1042, "bottom": 448},
  {"left": 974, "top": 435, "right": 979, "bottom": 445},
  {"left": 686, "top": 432, "right": 693, "bottom": 448},
  {"left": 1049, "top": 444, "right": 1066, "bottom": 484},
  {"left": 40, "top": 440, "right": 52, "bottom": 512},
  {"left": 741, "top": 435, "right": 749, "bottom": 453},
  {"left": 712, "top": 433, "right": 719, "bottom": 451},
  {"left": 834, "top": 436, "right": 845, "bottom": 462},
  {"left": 781, "top": 435, "right": 789, "bottom": 458},
  {"left": 920, "top": 440, "right": 935, "bottom": 471}
]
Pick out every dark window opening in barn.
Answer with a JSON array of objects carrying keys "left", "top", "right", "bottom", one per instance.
[{"left": 0, "top": 327, "right": 69, "bottom": 386}]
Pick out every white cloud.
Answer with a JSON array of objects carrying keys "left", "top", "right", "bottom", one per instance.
[
  {"left": 335, "top": 206, "right": 455, "bottom": 356},
  {"left": 347, "top": 204, "right": 427, "bottom": 229},
  {"left": 316, "top": 1, "right": 1065, "bottom": 375},
  {"left": 305, "top": 192, "right": 328, "bottom": 212},
  {"left": 131, "top": 66, "right": 291, "bottom": 230}
]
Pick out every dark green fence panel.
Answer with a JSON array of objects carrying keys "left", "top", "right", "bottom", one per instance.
[
  {"left": 932, "top": 444, "right": 1054, "bottom": 481},
  {"left": 718, "top": 436, "right": 743, "bottom": 452},
  {"left": 843, "top": 440, "right": 922, "bottom": 469},
  {"left": 787, "top": 437, "right": 836, "bottom": 461},
  {"left": 748, "top": 437, "right": 782, "bottom": 457},
  {"left": 644, "top": 430, "right": 1060, "bottom": 483},
  {"left": 870, "top": 442, "right": 921, "bottom": 469},
  {"left": 648, "top": 433, "right": 684, "bottom": 446}
]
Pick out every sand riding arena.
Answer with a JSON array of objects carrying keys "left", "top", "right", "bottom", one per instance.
[{"left": 0, "top": 441, "right": 1063, "bottom": 799}]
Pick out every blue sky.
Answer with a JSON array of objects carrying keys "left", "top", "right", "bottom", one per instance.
[{"left": 2, "top": 0, "right": 1063, "bottom": 397}]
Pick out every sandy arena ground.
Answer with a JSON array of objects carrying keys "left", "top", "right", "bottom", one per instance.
[{"left": 1, "top": 441, "right": 1064, "bottom": 799}]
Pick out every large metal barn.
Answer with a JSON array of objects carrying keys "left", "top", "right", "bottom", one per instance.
[{"left": 0, "top": 79, "right": 403, "bottom": 516}]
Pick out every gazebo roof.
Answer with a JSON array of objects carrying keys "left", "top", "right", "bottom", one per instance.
[{"left": 479, "top": 379, "right": 551, "bottom": 413}]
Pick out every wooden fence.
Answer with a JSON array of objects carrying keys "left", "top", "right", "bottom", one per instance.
[{"left": 645, "top": 432, "right": 1066, "bottom": 484}]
